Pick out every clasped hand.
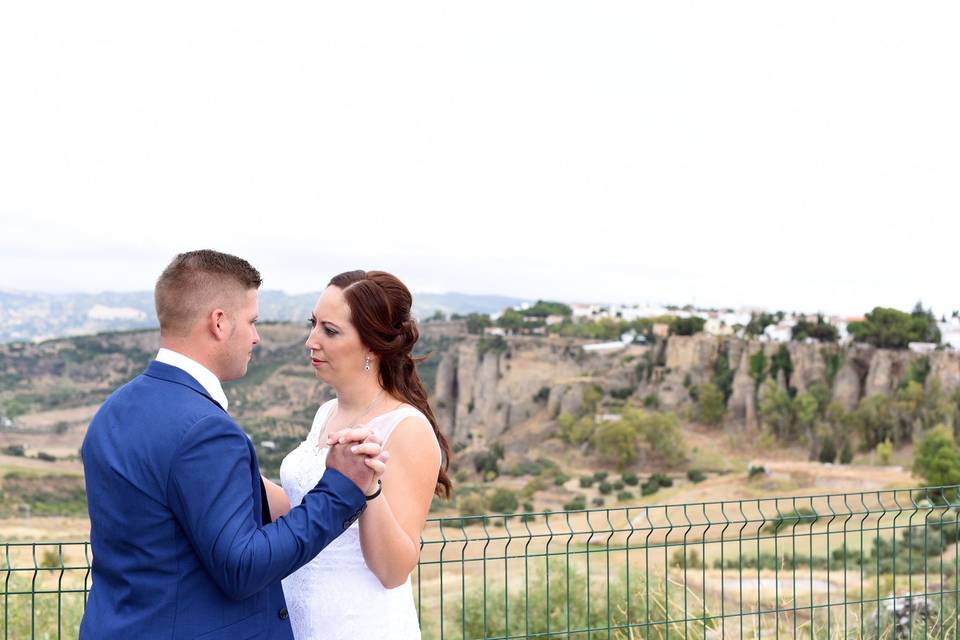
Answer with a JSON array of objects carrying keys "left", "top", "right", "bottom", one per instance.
[{"left": 324, "top": 427, "right": 389, "bottom": 495}]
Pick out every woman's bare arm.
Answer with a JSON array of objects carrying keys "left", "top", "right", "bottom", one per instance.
[
  {"left": 260, "top": 474, "right": 292, "bottom": 521},
  {"left": 357, "top": 417, "right": 441, "bottom": 588}
]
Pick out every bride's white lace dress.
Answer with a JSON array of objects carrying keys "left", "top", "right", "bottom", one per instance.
[{"left": 279, "top": 400, "right": 428, "bottom": 640}]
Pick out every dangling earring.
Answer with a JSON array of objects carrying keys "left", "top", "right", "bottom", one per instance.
[{"left": 364, "top": 355, "right": 371, "bottom": 372}]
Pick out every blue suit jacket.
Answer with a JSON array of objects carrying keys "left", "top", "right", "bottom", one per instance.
[{"left": 80, "top": 361, "right": 366, "bottom": 639}]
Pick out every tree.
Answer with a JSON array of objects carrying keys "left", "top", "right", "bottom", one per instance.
[
  {"left": 749, "top": 350, "right": 768, "bottom": 392},
  {"left": 745, "top": 313, "right": 777, "bottom": 338},
  {"left": 793, "top": 391, "right": 819, "bottom": 457},
  {"left": 695, "top": 382, "right": 727, "bottom": 425},
  {"left": 758, "top": 379, "right": 795, "bottom": 439},
  {"left": 848, "top": 306, "right": 941, "bottom": 349},
  {"left": 712, "top": 348, "right": 735, "bottom": 402},
  {"left": 592, "top": 420, "right": 638, "bottom": 470},
  {"left": 621, "top": 408, "right": 687, "bottom": 467},
  {"left": 791, "top": 314, "right": 839, "bottom": 342},
  {"left": 521, "top": 300, "right": 572, "bottom": 318},
  {"left": 496, "top": 309, "right": 526, "bottom": 332},
  {"left": 848, "top": 394, "right": 899, "bottom": 449},
  {"left": 465, "top": 313, "right": 492, "bottom": 335},
  {"left": 670, "top": 317, "right": 706, "bottom": 336},
  {"left": 557, "top": 413, "right": 594, "bottom": 445},
  {"left": 913, "top": 425, "right": 960, "bottom": 487},
  {"left": 769, "top": 345, "right": 794, "bottom": 391}
]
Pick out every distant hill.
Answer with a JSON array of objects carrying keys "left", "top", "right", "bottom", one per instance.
[{"left": 0, "top": 290, "right": 528, "bottom": 344}]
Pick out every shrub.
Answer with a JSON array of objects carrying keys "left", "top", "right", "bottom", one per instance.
[
  {"left": 610, "top": 386, "right": 636, "bottom": 400},
  {"left": 473, "top": 451, "right": 500, "bottom": 478},
  {"left": 489, "top": 488, "right": 519, "bottom": 513},
  {"left": 557, "top": 413, "right": 595, "bottom": 445},
  {"left": 642, "top": 394, "right": 660, "bottom": 409},
  {"left": 877, "top": 440, "right": 893, "bottom": 465},
  {"left": 509, "top": 460, "right": 541, "bottom": 476},
  {"left": 748, "top": 464, "right": 766, "bottom": 479},
  {"left": 40, "top": 549, "right": 62, "bottom": 569},
  {"left": 591, "top": 497, "right": 605, "bottom": 507},
  {"left": 818, "top": 436, "right": 837, "bottom": 464},
  {"left": 612, "top": 480, "right": 624, "bottom": 491},
  {"left": 36, "top": 451, "right": 56, "bottom": 462},
  {"left": 533, "top": 386, "right": 551, "bottom": 404},
  {"left": 621, "top": 472, "right": 639, "bottom": 486},
  {"left": 687, "top": 469, "right": 706, "bottom": 483},
  {"left": 839, "top": 439, "right": 854, "bottom": 464},
  {"left": 579, "top": 476, "right": 595, "bottom": 488},
  {"left": 598, "top": 481, "right": 613, "bottom": 495},
  {"left": 616, "top": 490, "right": 635, "bottom": 501},
  {"left": 695, "top": 382, "right": 727, "bottom": 425},
  {"left": 913, "top": 425, "right": 960, "bottom": 487},
  {"left": 457, "top": 492, "right": 488, "bottom": 517},
  {"left": 520, "top": 477, "right": 546, "bottom": 499},
  {"left": 593, "top": 471, "right": 609, "bottom": 481},
  {"left": 563, "top": 495, "right": 587, "bottom": 511},
  {"left": 670, "top": 548, "right": 703, "bottom": 569},
  {"left": 553, "top": 473, "right": 570, "bottom": 486},
  {"left": 649, "top": 473, "right": 673, "bottom": 488},
  {"left": 3, "top": 444, "right": 26, "bottom": 457}
]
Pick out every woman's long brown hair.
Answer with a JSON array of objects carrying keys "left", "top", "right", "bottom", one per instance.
[{"left": 329, "top": 270, "right": 453, "bottom": 498}]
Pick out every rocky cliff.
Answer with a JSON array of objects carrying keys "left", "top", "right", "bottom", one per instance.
[{"left": 427, "top": 331, "right": 960, "bottom": 446}]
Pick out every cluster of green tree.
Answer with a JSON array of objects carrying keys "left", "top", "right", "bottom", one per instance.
[
  {"left": 848, "top": 303, "right": 941, "bottom": 349},
  {"left": 745, "top": 311, "right": 785, "bottom": 338},
  {"left": 557, "top": 407, "right": 687, "bottom": 471},
  {"left": 670, "top": 316, "right": 705, "bottom": 336},
  {"left": 548, "top": 317, "right": 658, "bottom": 341},
  {"left": 744, "top": 345, "right": 796, "bottom": 397},
  {"left": 521, "top": 301, "right": 573, "bottom": 318},
  {"left": 756, "top": 379, "right": 855, "bottom": 462},
  {"left": 791, "top": 315, "right": 839, "bottom": 342}
]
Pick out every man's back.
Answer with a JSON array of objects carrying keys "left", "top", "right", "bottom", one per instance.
[{"left": 81, "top": 362, "right": 272, "bottom": 638}]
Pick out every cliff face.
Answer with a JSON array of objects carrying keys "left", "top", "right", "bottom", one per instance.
[
  {"left": 433, "top": 337, "right": 592, "bottom": 445},
  {"left": 425, "top": 330, "right": 960, "bottom": 445}
]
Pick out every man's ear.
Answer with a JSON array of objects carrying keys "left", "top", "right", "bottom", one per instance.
[{"left": 207, "top": 308, "right": 228, "bottom": 341}]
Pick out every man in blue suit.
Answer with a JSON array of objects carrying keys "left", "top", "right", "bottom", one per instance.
[{"left": 80, "top": 250, "right": 387, "bottom": 639}]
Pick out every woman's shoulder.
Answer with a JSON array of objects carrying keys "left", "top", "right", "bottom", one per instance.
[{"left": 375, "top": 404, "right": 439, "bottom": 452}]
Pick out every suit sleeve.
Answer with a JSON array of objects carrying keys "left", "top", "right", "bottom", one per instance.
[{"left": 167, "top": 414, "right": 366, "bottom": 600}]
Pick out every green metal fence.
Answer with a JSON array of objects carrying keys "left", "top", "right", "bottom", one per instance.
[{"left": 4, "top": 486, "right": 960, "bottom": 638}]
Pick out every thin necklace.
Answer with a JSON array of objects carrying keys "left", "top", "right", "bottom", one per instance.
[{"left": 315, "top": 389, "right": 384, "bottom": 454}]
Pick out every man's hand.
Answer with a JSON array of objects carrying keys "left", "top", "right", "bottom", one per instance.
[{"left": 325, "top": 427, "right": 389, "bottom": 495}]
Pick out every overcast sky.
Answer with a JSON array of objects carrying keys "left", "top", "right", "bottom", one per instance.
[{"left": 1, "top": 2, "right": 958, "bottom": 316}]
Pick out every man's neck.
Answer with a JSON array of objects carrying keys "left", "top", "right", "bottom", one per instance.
[{"left": 159, "top": 340, "right": 222, "bottom": 381}]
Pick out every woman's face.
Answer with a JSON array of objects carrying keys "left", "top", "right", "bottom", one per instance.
[{"left": 305, "top": 285, "right": 369, "bottom": 386}]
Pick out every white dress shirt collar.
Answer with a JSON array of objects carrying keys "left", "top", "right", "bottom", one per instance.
[{"left": 155, "top": 348, "right": 229, "bottom": 412}]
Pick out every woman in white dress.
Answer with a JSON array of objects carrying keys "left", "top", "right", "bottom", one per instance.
[{"left": 261, "top": 270, "right": 452, "bottom": 640}]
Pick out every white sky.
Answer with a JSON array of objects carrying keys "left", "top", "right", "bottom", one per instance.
[{"left": 1, "top": 2, "right": 958, "bottom": 316}]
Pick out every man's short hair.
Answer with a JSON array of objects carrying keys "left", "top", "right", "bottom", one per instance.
[{"left": 155, "top": 250, "right": 262, "bottom": 337}]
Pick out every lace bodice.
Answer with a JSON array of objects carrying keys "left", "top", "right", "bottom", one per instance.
[{"left": 279, "top": 400, "right": 429, "bottom": 640}]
